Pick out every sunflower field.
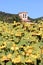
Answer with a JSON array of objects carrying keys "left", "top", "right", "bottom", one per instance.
[{"left": 0, "top": 20, "right": 43, "bottom": 65}]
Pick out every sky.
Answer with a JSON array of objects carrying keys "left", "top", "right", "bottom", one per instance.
[{"left": 0, "top": 0, "right": 43, "bottom": 18}]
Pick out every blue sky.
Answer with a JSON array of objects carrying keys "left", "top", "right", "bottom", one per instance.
[{"left": 0, "top": 0, "right": 43, "bottom": 18}]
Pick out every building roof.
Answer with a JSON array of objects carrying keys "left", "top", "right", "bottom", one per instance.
[{"left": 18, "top": 12, "right": 28, "bottom": 14}]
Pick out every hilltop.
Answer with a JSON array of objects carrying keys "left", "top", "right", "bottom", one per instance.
[
  {"left": 0, "top": 11, "right": 21, "bottom": 23},
  {"left": 0, "top": 11, "right": 43, "bottom": 23}
]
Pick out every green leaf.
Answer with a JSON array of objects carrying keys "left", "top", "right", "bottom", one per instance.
[
  {"left": 0, "top": 41, "right": 3, "bottom": 46},
  {"left": 18, "top": 37, "right": 29, "bottom": 47},
  {"left": 6, "top": 41, "right": 13, "bottom": 48},
  {"left": 20, "top": 55, "right": 25, "bottom": 63},
  {"left": 11, "top": 51, "right": 18, "bottom": 60},
  {"left": 6, "top": 61, "right": 12, "bottom": 65}
]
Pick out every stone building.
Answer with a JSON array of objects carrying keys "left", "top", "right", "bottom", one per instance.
[{"left": 18, "top": 12, "right": 29, "bottom": 21}]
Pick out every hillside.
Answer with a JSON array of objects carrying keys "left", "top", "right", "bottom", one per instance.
[
  {"left": 0, "top": 11, "right": 43, "bottom": 23},
  {"left": 0, "top": 11, "right": 21, "bottom": 23}
]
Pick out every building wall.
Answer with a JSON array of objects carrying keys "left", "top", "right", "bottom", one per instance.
[{"left": 19, "top": 12, "right": 28, "bottom": 21}]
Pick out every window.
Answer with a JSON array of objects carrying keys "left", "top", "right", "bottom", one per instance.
[
  {"left": 25, "top": 14, "right": 26, "bottom": 18},
  {"left": 23, "top": 14, "right": 27, "bottom": 18},
  {"left": 23, "top": 14, "right": 24, "bottom": 18}
]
